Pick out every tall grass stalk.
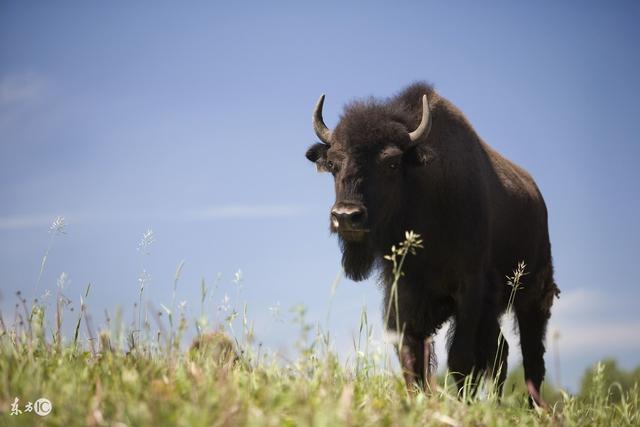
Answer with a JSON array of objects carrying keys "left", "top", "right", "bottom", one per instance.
[
  {"left": 136, "top": 229, "right": 155, "bottom": 348},
  {"left": 189, "top": 277, "right": 210, "bottom": 347},
  {"left": 489, "top": 261, "right": 527, "bottom": 397},
  {"left": 73, "top": 283, "right": 91, "bottom": 349},
  {"left": 35, "top": 216, "right": 66, "bottom": 296},
  {"left": 325, "top": 268, "right": 343, "bottom": 330},
  {"left": 172, "top": 260, "right": 185, "bottom": 331},
  {"left": 383, "top": 231, "right": 424, "bottom": 352}
]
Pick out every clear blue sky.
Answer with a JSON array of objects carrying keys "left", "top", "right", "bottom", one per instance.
[{"left": 1, "top": 1, "right": 639, "bottom": 391}]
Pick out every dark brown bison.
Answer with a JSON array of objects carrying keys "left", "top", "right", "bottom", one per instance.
[{"left": 305, "top": 82, "right": 559, "bottom": 405}]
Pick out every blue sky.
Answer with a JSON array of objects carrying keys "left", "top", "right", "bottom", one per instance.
[{"left": 1, "top": 1, "right": 639, "bottom": 391}]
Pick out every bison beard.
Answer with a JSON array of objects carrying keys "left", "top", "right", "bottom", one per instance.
[
  {"left": 339, "top": 236, "right": 376, "bottom": 281},
  {"left": 306, "top": 81, "right": 559, "bottom": 407}
]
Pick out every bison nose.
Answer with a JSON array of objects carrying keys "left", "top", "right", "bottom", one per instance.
[{"left": 331, "top": 204, "right": 368, "bottom": 230}]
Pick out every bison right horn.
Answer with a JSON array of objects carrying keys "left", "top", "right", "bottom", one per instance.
[
  {"left": 408, "top": 95, "right": 432, "bottom": 144},
  {"left": 312, "top": 94, "right": 332, "bottom": 145}
]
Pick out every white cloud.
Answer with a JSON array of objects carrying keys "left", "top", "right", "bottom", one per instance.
[
  {"left": 548, "top": 288, "right": 640, "bottom": 355},
  {"left": 552, "top": 288, "right": 603, "bottom": 316},
  {"left": 549, "top": 321, "right": 640, "bottom": 354},
  {"left": 0, "top": 214, "right": 57, "bottom": 230},
  {"left": 0, "top": 204, "right": 306, "bottom": 230},
  {"left": 484, "top": 289, "right": 640, "bottom": 358}
]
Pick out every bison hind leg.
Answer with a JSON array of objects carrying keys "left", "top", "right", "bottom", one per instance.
[
  {"left": 515, "top": 274, "right": 556, "bottom": 408},
  {"left": 474, "top": 310, "right": 509, "bottom": 398}
]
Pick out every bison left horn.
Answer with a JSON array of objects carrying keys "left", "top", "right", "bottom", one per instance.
[
  {"left": 408, "top": 95, "right": 432, "bottom": 144},
  {"left": 312, "top": 94, "right": 332, "bottom": 145}
]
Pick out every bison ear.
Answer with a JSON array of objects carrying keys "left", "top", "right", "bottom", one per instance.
[
  {"left": 404, "top": 144, "right": 436, "bottom": 167},
  {"left": 306, "top": 143, "right": 329, "bottom": 172}
]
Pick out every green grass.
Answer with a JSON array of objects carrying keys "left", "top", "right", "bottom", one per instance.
[
  {"left": 1, "top": 223, "right": 638, "bottom": 426},
  {"left": 1, "top": 325, "right": 639, "bottom": 426}
]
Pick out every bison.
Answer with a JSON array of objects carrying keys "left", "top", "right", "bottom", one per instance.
[{"left": 305, "top": 82, "right": 559, "bottom": 405}]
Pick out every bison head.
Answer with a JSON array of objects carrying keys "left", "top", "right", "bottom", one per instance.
[{"left": 306, "top": 93, "right": 433, "bottom": 281}]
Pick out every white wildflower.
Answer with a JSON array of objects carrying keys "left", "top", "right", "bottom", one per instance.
[
  {"left": 233, "top": 269, "right": 243, "bottom": 292},
  {"left": 57, "top": 272, "right": 69, "bottom": 290},
  {"left": 219, "top": 293, "right": 231, "bottom": 312},
  {"left": 233, "top": 269, "right": 243, "bottom": 284},
  {"left": 268, "top": 301, "right": 282, "bottom": 322},
  {"left": 49, "top": 216, "right": 66, "bottom": 235},
  {"left": 137, "top": 229, "right": 155, "bottom": 254}
]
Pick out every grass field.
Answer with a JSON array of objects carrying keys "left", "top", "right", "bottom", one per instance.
[
  {"left": 1, "top": 323, "right": 639, "bottom": 426},
  {"left": 1, "top": 225, "right": 638, "bottom": 426}
]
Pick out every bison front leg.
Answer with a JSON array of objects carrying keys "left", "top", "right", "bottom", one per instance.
[
  {"left": 448, "top": 278, "right": 484, "bottom": 395},
  {"left": 398, "top": 334, "right": 424, "bottom": 392},
  {"left": 396, "top": 334, "right": 435, "bottom": 393}
]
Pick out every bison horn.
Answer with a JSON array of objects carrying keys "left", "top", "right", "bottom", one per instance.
[
  {"left": 408, "top": 95, "right": 431, "bottom": 144},
  {"left": 312, "top": 94, "right": 332, "bottom": 145}
]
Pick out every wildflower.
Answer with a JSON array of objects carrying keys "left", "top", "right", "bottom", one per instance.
[
  {"left": 219, "top": 294, "right": 231, "bottom": 312},
  {"left": 225, "top": 309, "right": 239, "bottom": 324},
  {"left": 269, "top": 301, "right": 282, "bottom": 322},
  {"left": 506, "top": 261, "right": 527, "bottom": 291},
  {"left": 57, "top": 272, "right": 69, "bottom": 290},
  {"left": 233, "top": 269, "right": 243, "bottom": 284},
  {"left": 233, "top": 269, "right": 243, "bottom": 292},
  {"left": 49, "top": 216, "right": 66, "bottom": 235},
  {"left": 137, "top": 229, "right": 155, "bottom": 254}
]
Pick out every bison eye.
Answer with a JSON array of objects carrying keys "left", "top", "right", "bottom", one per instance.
[
  {"left": 389, "top": 162, "right": 400, "bottom": 170},
  {"left": 326, "top": 160, "right": 338, "bottom": 173}
]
